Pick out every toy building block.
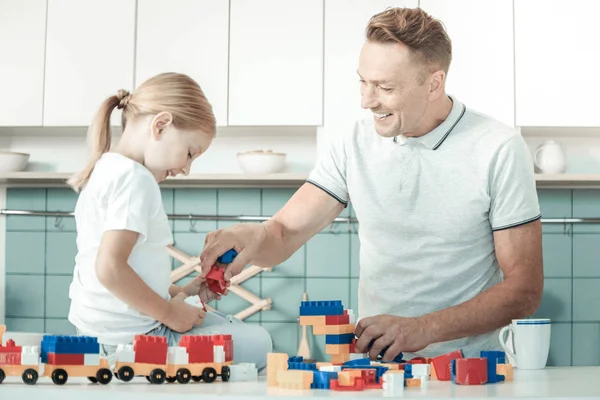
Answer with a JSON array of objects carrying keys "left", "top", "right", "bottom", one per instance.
[
  {"left": 382, "top": 371, "right": 405, "bottom": 396},
  {"left": 330, "top": 353, "right": 351, "bottom": 364},
  {"left": 299, "top": 301, "right": 344, "bottom": 316},
  {"left": 206, "top": 265, "right": 227, "bottom": 295},
  {"left": 343, "top": 357, "right": 370, "bottom": 367},
  {"left": 325, "top": 344, "right": 351, "bottom": 355},
  {"left": 406, "top": 377, "right": 421, "bottom": 387},
  {"left": 217, "top": 249, "right": 238, "bottom": 264},
  {"left": 133, "top": 335, "right": 168, "bottom": 365},
  {"left": 431, "top": 349, "right": 464, "bottom": 381},
  {"left": 330, "top": 377, "right": 364, "bottom": 391},
  {"left": 320, "top": 365, "right": 342, "bottom": 372},
  {"left": 325, "top": 315, "right": 350, "bottom": 325},
  {"left": 299, "top": 316, "right": 326, "bottom": 326},
  {"left": 325, "top": 333, "right": 354, "bottom": 345},
  {"left": 411, "top": 363, "right": 431, "bottom": 381},
  {"left": 267, "top": 353, "right": 289, "bottom": 387},
  {"left": 451, "top": 358, "right": 488, "bottom": 385},
  {"left": 430, "top": 361, "right": 437, "bottom": 380},
  {"left": 496, "top": 363, "right": 513, "bottom": 381},
  {"left": 311, "top": 371, "right": 338, "bottom": 389},
  {"left": 481, "top": 350, "right": 507, "bottom": 383},
  {"left": 277, "top": 370, "right": 313, "bottom": 390},
  {"left": 313, "top": 323, "right": 355, "bottom": 335}
]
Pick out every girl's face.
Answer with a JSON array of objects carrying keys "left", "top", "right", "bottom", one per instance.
[{"left": 143, "top": 113, "right": 213, "bottom": 182}]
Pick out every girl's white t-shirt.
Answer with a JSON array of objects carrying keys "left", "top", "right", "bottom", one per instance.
[{"left": 68, "top": 152, "right": 173, "bottom": 345}]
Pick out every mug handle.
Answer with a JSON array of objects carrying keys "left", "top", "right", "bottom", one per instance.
[
  {"left": 499, "top": 325, "right": 518, "bottom": 364},
  {"left": 533, "top": 147, "right": 543, "bottom": 169}
]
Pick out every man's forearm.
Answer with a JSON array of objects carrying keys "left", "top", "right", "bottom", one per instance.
[
  {"left": 420, "top": 277, "right": 542, "bottom": 345},
  {"left": 250, "top": 218, "right": 302, "bottom": 268}
]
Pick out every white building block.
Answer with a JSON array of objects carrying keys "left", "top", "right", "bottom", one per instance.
[
  {"left": 84, "top": 353, "right": 100, "bottom": 366},
  {"left": 185, "top": 295, "right": 206, "bottom": 309},
  {"left": 346, "top": 309, "right": 356, "bottom": 324},
  {"left": 228, "top": 363, "right": 258, "bottom": 381},
  {"left": 21, "top": 346, "right": 40, "bottom": 366},
  {"left": 115, "top": 344, "right": 135, "bottom": 363},
  {"left": 349, "top": 353, "right": 368, "bottom": 361},
  {"left": 411, "top": 364, "right": 430, "bottom": 378},
  {"left": 382, "top": 372, "right": 404, "bottom": 397},
  {"left": 167, "top": 346, "right": 189, "bottom": 365},
  {"left": 319, "top": 365, "right": 342, "bottom": 372},
  {"left": 214, "top": 345, "right": 225, "bottom": 363}
]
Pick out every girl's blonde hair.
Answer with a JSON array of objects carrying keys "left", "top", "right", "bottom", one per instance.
[{"left": 67, "top": 72, "right": 216, "bottom": 192}]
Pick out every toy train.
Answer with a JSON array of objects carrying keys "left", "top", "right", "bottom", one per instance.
[{"left": 0, "top": 324, "right": 233, "bottom": 385}]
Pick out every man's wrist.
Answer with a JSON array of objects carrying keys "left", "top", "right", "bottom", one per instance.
[{"left": 416, "top": 314, "right": 437, "bottom": 347}]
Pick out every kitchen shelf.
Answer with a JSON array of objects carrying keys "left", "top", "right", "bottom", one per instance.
[
  {"left": 0, "top": 171, "right": 599, "bottom": 189},
  {"left": 0, "top": 171, "right": 309, "bottom": 188}
]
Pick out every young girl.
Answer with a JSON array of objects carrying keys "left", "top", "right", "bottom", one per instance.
[{"left": 66, "top": 72, "right": 272, "bottom": 370}]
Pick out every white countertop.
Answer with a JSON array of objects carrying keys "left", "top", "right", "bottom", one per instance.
[{"left": 1, "top": 367, "right": 599, "bottom": 399}]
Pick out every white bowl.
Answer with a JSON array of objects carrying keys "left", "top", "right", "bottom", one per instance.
[
  {"left": 236, "top": 150, "right": 286, "bottom": 174},
  {"left": 0, "top": 151, "right": 29, "bottom": 173}
]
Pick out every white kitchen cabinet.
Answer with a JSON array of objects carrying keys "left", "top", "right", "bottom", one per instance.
[
  {"left": 319, "top": 0, "right": 417, "bottom": 150},
  {"left": 515, "top": 0, "right": 600, "bottom": 126},
  {"left": 0, "top": 0, "right": 47, "bottom": 126},
  {"left": 136, "top": 0, "right": 229, "bottom": 127},
  {"left": 228, "top": 0, "right": 323, "bottom": 126},
  {"left": 43, "top": 0, "right": 135, "bottom": 127},
  {"left": 420, "top": 0, "right": 515, "bottom": 128}
]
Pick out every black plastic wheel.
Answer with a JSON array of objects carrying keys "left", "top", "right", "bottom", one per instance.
[
  {"left": 0, "top": 369, "right": 5, "bottom": 384},
  {"left": 177, "top": 368, "right": 191, "bottom": 384},
  {"left": 118, "top": 366, "right": 134, "bottom": 382},
  {"left": 149, "top": 368, "right": 166, "bottom": 384},
  {"left": 22, "top": 368, "right": 38, "bottom": 385},
  {"left": 221, "top": 366, "right": 230, "bottom": 382},
  {"left": 192, "top": 375, "right": 201, "bottom": 382},
  {"left": 146, "top": 376, "right": 152, "bottom": 383},
  {"left": 96, "top": 368, "right": 112, "bottom": 384},
  {"left": 202, "top": 367, "right": 217, "bottom": 383},
  {"left": 52, "top": 369, "right": 68, "bottom": 385},
  {"left": 166, "top": 376, "right": 177, "bottom": 383},
  {"left": 87, "top": 377, "right": 98, "bottom": 383}
]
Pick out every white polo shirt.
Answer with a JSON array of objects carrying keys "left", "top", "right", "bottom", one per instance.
[{"left": 307, "top": 95, "right": 541, "bottom": 358}]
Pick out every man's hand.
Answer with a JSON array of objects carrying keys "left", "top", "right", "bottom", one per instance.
[
  {"left": 182, "top": 274, "right": 227, "bottom": 303},
  {"left": 354, "top": 315, "right": 432, "bottom": 361}
]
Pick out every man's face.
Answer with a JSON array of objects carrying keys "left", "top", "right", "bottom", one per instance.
[{"left": 358, "top": 40, "right": 432, "bottom": 138}]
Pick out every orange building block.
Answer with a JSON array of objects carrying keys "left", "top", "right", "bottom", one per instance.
[
  {"left": 299, "top": 316, "right": 326, "bottom": 326},
  {"left": 406, "top": 378, "right": 421, "bottom": 387},
  {"left": 430, "top": 362, "right": 437, "bottom": 380},
  {"left": 325, "top": 344, "right": 351, "bottom": 355},
  {"left": 316, "top": 362, "right": 333, "bottom": 369},
  {"left": 267, "top": 353, "right": 289, "bottom": 387},
  {"left": 277, "top": 370, "right": 313, "bottom": 390},
  {"left": 330, "top": 353, "right": 351, "bottom": 364},
  {"left": 497, "top": 364, "right": 513, "bottom": 381},
  {"left": 312, "top": 324, "right": 355, "bottom": 335}
]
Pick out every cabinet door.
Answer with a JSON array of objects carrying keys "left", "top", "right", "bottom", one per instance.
[
  {"left": 420, "top": 0, "right": 515, "bottom": 127},
  {"left": 515, "top": 0, "right": 600, "bottom": 126},
  {"left": 228, "top": 0, "right": 323, "bottom": 126},
  {"left": 319, "top": 0, "right": 417, "bottom": 151},
  {"left": 0, "top": 0, "right": 47, "bottom": 126},
  {"left": 43, "top": 0, "right": 135, "bottom": 126},
  {"left": 136, "top": 0, "right": 229, "bottom": 127}
]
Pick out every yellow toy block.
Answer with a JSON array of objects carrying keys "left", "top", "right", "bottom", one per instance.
[
  {"left": 325, "top": 344, "right": 351, "bottom": 355},
  {"left": 267, "top": 353, "right": 289, "bottom": 387},
  {"left": 277, "top": 370, "right": 313, "bottom": 390},
  {"left": 312, "top": 324, "right": 355, "bottom": 335},
  {"left": 330, "top": 353, "right": 351, "bottom": 364},
  {"left": 299, "top": 316, "right": 326, "bottom": 326},
  {"left": 497, "top": 363, "right": 513, "bottom": 381},
  {"left": 337, "top": 371, "right": 355, "bottom": 386}
]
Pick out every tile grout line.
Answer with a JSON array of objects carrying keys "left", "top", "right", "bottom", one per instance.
[{"left": 570, "top": 188, "right": 574, "bottom": 366}]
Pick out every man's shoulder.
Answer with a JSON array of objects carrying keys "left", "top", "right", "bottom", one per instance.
[{"left": 458, "top": 106, "right": 522, "bottom": 151}]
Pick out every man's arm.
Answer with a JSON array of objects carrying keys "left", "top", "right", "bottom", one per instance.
[{"left": 420, "top": 218, "right": 544, "bottom": 344}]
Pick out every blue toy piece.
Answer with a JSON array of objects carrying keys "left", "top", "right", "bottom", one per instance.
[
  {"left": 343, "top": 357, "right": 370, "bottom": 367},
  {"left": 299, "top": 300, "right": 344, "bottom": 316},
  {"left": 218, "top": 249, "right": 238, "bottom": 264},
  {"left": 450, "top": 359, "right": 457, "bottom": 383},
  {"left": 311, "top": 371, "right": 338, "bottom": 389},
  {"left": 325, "top": 333, "right": 355, "bottom": 345},
  {"left": 403, "top": 363, "right": 413, "bottom": 379},
  {"left": 41, "top": 335, "right": 100, "bottom": 363},
  {"left": 288, "top": 356, "right": 303, "bottom": 363},
  {"left": 288, "top": 362, "right": 317, "bottom": 371},
  {"left": 480, "top": 351, "right": 506, "bottom": 383}
]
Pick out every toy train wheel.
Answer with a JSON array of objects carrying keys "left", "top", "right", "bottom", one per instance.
[
  {"left": 202, "top": 367, "right": 217, "bottom": 383},
  {"left": 192, "top": 375, "right": 201, "bottom": 382},
  {"left": 221, "top": 366, "right": 230, "bottom": 382},
  {"left": 0, "top": 369, "right": 5, "bottom": 384},
  {"left": 176, "top": 368, "right": 191, "bottom": 384},
  {"left": 166, "top": 377, "right": 176, "bottom": 383},
  {"left": 22, "top": 368, "right": 38, "bottom": 385},
  {"left": 88, "top": 377, "right": 98, "bottom": 383},
  {"left": 118, "top": 366, "right": 134, "bottom": 382},
  {"left": 149, "top": 368, "right": 166, "bottom": 384},
  {"left": 52, "top": 368, "right": 68, "bottom": 385},
  {"left": 96, "top": 368, "right": 113, "bottom": 384}
]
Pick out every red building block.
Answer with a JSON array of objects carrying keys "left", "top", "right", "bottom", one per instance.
[
  {"left": 206, "top": 265, "right": 227, "bottom": 294},
  {"left": 432, "top": 350, "right": 464, "bottom": 381},
  {"left": 47, "top": 352, "right": 84, "bottom": 365},
  {"left": 133, "top": 335, "right": 167, "bottom": 364},
  {"left": 212, "top": 334, "right": 233, "bottom": 362},
  {"left": 455, "top": 358, "right": 488, "bottom": 385},
  {"left": 330, "top": 378, "right": 365, "bottom": 391},
  {"left": 326, "top": 315, "right": 350, "bottom": 325},
  {"left": 180, "top": 336, "right": 214, "bottom": 363},
  {"left": 0, "top": 339, "right": 22, "bottom": 353},
  {"left": 0, "top": 352, "right": 21, "bottom": 365},
  {"left": 408, "top": 357, "right": 427, "bottom": 364}
]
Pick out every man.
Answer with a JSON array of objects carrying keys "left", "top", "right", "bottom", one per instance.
[{"left": 200, "top": 7, "right": 543, "bottom": 360}]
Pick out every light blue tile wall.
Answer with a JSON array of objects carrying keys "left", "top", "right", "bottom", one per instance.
[{"left": 3, "top": 187, "right": 600, "bottom": 366}]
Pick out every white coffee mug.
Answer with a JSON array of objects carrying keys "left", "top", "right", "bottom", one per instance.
[{"left": 499, "top": 318, "right": 551, "bottom": 370}]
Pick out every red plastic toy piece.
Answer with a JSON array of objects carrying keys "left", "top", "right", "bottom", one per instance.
[
  {"left": 179, "top": 335, "right": 214, "bottom": 363},
  {"left": 206, "top": 265, "right": 227, "bottom": 294},
  {"left": 455, "top": 358, "right": 488, "bottom": 385},
  {"left": 326, "top": 315, "right": 350, "bottom": 325},
  {"left": 133, "top": 335, "right": 168, "bottom": 364},
  {"left": 0, "top": 339, "right": 22, "bottom": 353},
  {"left": 432, "top": 350, "right": 464, "bottom": 381},
  {"left": 47, "top": 353, "right": 85, "bottom": 365},
  {"left": 330, "top": 378, "right": 365, "bottom": 391},
  {"left": 408, "top": 357, "right": 427, "bottom": 364}
]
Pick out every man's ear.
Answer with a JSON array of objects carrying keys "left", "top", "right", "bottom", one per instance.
[
  {"left": 150, "top": 111, "right": 174, "bottom": 140},
  {"left": 428, "top": 69, "right": 446, "bottom": 101}
]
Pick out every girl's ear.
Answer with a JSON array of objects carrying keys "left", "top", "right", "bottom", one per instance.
[{"left": 151, "top": 111, "right": 174, "bottom": 140}]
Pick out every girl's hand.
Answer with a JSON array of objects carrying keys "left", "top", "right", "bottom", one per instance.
[{"left": 183, "top": 274, "right": 226, "bottom": 303}]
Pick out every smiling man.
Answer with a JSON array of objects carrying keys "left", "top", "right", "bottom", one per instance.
[{"left": 200, "top": 7, "right": 543, "bottom": 361}]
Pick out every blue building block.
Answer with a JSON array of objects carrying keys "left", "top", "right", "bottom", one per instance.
[
  {"left": 288, "top": 356, "right": 303, "bottom": 363},
  {"left": 288, "top": 362, "right": 317, "bottom": 371},
  {"left": 41, "top": 335, "right": 100, "bottom": 363},
  {"left": 480, "top": 351, "right": 506, "bottom": 383},
  {"left": 299, "top": 300, "right": 344, "bottom": 316},
  {"left": 325, "top": 333, "right": 355, "bottom": 345},
  {"left": 343, "top": 357, "right": 370, "bottom": 367},
  {"left": 403, "top": 363, "right": 413, "bottom": 379},
  {"left": 311, "top": 371, "right": 338, "bottom": 389},
  {"left": 342, "top": 365, "right": 389, "bottom": 383},
  {"left": 217, "top": 249, "right": 238, "bottom": 264},
  {"left": 451, "top": 359, "right": 457, "bottom": 383}
]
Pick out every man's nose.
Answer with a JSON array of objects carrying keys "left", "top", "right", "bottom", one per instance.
[{"left": 361, "top": 85, "right": 379, "bottom": 109}]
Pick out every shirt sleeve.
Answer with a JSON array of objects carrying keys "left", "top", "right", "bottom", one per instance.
[
  {"left": 103, "top": 168, "right": 158, "bottom": 240},
  {"left": 489, "top": 134, "right": 541, "bottom": 230},
  {"left": 306, "top": 130, "right": 350, "bottom": 207}
]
